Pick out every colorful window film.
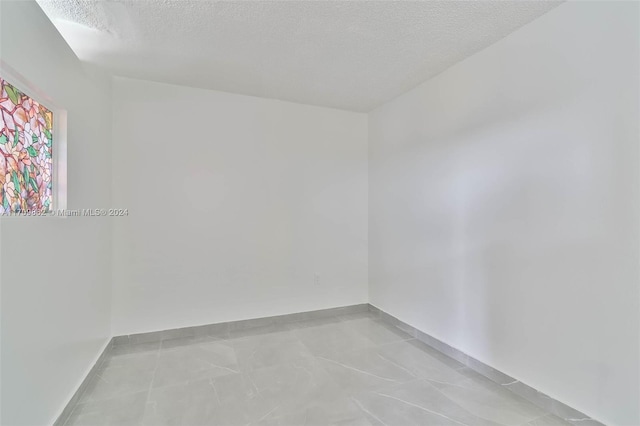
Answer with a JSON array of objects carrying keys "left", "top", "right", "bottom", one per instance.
[{"left": 0, "top": 76, "right": 53, "bottom": 214}]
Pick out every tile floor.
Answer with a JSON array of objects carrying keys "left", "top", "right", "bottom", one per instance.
[{"left": 65, "top": 312, "right": 571, "bottom": 426}]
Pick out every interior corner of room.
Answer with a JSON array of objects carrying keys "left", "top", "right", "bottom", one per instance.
[{"left": 0, "top": 1, "right": 638, "bottom": 426}]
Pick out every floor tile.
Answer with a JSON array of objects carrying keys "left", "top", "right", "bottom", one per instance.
[
  {"left": 316, "top": 346, "right": 418, "bottom": 394},
  {"left": 353, "top": 380, "right": 501, "bottom": 426},
  {"left": 211, "top": 372, "right": 261, "bottom": 405},
  {"left": 211, "top": 369, "right": 282, "bottom": 424},
  {"left": 275, "top": 396, "right": 373, "bottom": 426},
  {"left": 65, "top": 312, "right": 569, "bottom": 426},
  {"left": 229, "top": 329, "right": 313, "bottom": 370},
  {"left": 375, "top": 339, "right": 468, "bottom": 384},
  {"left": 144, "top": 375, "right": 275, "bottom": 426},
  {"left": 251, "top": 358, "right": 344, "bottom": 408},
  {"left": 66, "top": 391, "right": 148, "bottom": 426},
  {"left": 408, "top": 338, "right": 467, "bottom": 371},
  {"left": 525, "top": 414, "right": 573, "bottom": 426},
  {"left": 249, "top": 358, "right": 370, "bottom": 426},
  {"left": 142, "top": 379, "right": 218, "bottom": 426},
  {"left": 294, "top": 322, "right": 376, "bottom": 357},
  {"left": 79, "top": 352, "right": 157, "bottom": 403},
  {"left": 153, "top": 340, "right": 239, "bottom": 388},
  {"left": 429, "top": 373, "right": 547, "bottom": 425}
]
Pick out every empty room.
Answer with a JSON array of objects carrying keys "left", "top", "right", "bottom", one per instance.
[{"left": 0, "top": 0, "right": 638, "bottom": 425}]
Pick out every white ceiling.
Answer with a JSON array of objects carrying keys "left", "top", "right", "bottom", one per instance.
[{"left": 37, "top": 0, "right": 561, "bottom": 112}]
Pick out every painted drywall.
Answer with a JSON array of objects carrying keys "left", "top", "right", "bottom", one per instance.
[
  {"left": 111, "top": 77, "right": 368, "bottom": 335},
  {"left": 0, "top": 1, "right": 113, "bottom": 425},
  {"left": 368, "top": 2, "right": 639, "bottom": 425}
]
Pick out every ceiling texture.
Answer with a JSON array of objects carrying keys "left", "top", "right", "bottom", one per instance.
[{"left": 37, "top": 0, "right": 561, "bottom": 112}]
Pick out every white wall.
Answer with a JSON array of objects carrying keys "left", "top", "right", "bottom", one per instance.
[
  {"left": 368, "top": 2, "right": 639, "bottom": 425},
  {"left": 0, "top": 1, "right": 113, "bottom": 425},
  {"left": 111, "top": 77, "right": 368, "bottom": 335}
]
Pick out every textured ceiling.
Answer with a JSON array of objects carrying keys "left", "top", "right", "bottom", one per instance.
[{"left": 36, "top": 0, "right": 561, "bottom": 112}]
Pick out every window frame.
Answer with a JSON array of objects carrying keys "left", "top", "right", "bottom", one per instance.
[{"left": 0, "top": 61, "right": 67, "bottom": 216}]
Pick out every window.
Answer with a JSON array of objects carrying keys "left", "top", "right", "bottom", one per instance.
[{"left": 0, "top": 76, "right": 53, "bottom": 214}]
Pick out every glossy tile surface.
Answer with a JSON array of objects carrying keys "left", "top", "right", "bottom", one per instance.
[{"left": 66, "top": 315, "right": 568, "bottom": 426}]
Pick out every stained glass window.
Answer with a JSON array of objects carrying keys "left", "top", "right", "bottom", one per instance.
[{"left": 0, "top": 76, "right": 53, "bottom": 214}]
